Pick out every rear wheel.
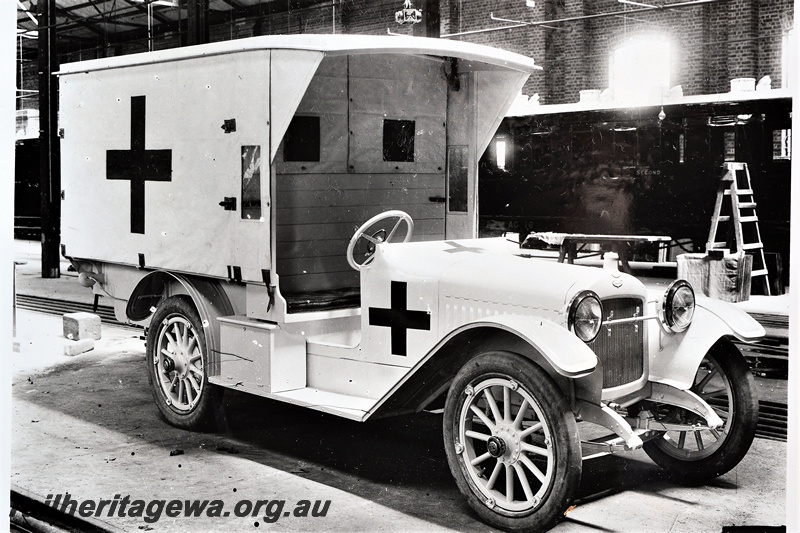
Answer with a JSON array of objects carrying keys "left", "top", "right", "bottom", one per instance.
[
  {"left": 146, "top": 295, "right": 223, "bottom": 430},
  {"left": 643, "top": 341, "right": 757, "bottom": 482},
  {"left": 443, "top": 351, "right": 581, "bottom": 532}
]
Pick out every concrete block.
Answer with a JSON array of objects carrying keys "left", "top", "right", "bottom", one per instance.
[
  {"left": 63, "top": 312, "right": 101, "bottom": 341},
  {"left": 64, "top": 338, "right": 95, "bottom": 356}
]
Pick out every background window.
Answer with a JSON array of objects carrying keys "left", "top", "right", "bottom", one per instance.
[
  {"left": 284, "top": 116, "right": 320, "bottom": 162},
  {"left": 383, "top": 119, "right": 415, "bottom": 162},
  {"left": 773, "top": 129, "right": 792, "bottom": 160},
  {"left": 610, "top": 36, "right": 671, "bottom": 103},
  {"left": 494, "top": 136, "right": 509, "bottom": 169},
  {"left": 724, "top": 131, "right": 736, "bottom": 161},
  {"left": 782, "top": 27, "right": 795, "bottom": 88}
]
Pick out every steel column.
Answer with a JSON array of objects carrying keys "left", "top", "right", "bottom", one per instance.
[
  {"left": 37, "top": 0, "right": 60, "bottom": 278},
  {"left": 186, "top": 0, "right": 209, "bottom": 46}
]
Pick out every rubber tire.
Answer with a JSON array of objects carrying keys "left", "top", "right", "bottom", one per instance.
[
  {"left": 146, "top": 295, "right": 224, "bottom": 431},
  {"left": 642, "top": 341, "right": 758, "bottom": 483},
  {"left": 443, "top": 351, "right": 582, "bottom": 532}
]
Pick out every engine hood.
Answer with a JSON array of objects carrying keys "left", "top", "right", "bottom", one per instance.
[{"left": 373, "top": 238, "right": 645, "bottom": 325}]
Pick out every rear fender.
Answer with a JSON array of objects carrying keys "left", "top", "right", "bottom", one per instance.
[
  {"left": 649, "top": 297, "right": 764, "bottom": 390},
  {"left": 128, "top": 271, "right": 234, "bottom": 375}
]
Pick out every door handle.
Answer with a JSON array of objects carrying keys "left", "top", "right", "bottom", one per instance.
[{"left": 219, "top": 197, "right": 237, "bottom": 211}]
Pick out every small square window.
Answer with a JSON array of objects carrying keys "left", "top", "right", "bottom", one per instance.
[
  {"left": 383, "top": 119, "right": 415, "bottom": 162},
  {"left": 284, "top": 116, "right": 320, "bottom": 162}
]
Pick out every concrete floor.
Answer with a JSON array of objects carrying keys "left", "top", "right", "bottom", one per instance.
[{"left": 11, "top": 310, "right": 788, "bottom": 532}]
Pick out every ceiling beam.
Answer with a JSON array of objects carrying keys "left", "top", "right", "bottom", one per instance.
[
  {"left": 53, "top": 2, "right": 109, "bottom": 37},
  {"left": 217, "top": 0, "right": 245, "bottom": 9}
]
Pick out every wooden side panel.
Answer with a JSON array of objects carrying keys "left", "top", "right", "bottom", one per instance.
[
  {"left": 277, "top": 173, "right": 444, "bottom": 293},
  {"left": 348, "top": 54, "right": 447, "bottom": 175},
  {"left": 275, "top": 54, "right": 448, "bottom": 296}
]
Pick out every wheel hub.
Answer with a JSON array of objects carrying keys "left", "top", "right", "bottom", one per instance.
[
  {"left": 173, "top": 348, "right": 189, "bottom": 377},
  {"left": 162, "top": 355, "right": 175, "bottom": 373},
  {"left": 493, "top": 424, "right": 522, "bottom": 464},
  {"left": 487, "top": 436, "right": 506, "bottom": 458}
]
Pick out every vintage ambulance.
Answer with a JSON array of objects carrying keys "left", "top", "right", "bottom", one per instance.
[{"left": 58, "top": 35, "right": 764, "bottom": 531}]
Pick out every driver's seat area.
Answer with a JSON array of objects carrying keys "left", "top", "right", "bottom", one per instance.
[{"left": 283, "top": 287, "right": 361, "bottom": 314}]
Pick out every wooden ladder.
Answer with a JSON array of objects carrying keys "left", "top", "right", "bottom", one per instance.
[{"left": 706, "top": 162, "right": 770, "bottom": 295}]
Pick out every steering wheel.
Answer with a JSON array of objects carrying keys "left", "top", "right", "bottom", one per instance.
[{"left": 347, "top": 210, "right": 414, "bottom": 271}]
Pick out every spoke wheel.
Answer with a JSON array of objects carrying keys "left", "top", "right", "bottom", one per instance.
[
  {"left": 444, "top": 351, "right": 581, "bottom": 531},
  {"left": 146, "top": 296, "right": 223, "bottom": 430},
  {"left": 154, "top": 315, "right": 204, "bottom": 412},
  {"left": 643, "top": 341, "right": 758, "bottom": 482}
]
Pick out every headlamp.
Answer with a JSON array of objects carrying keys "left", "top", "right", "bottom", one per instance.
[
  {"left": 567, "top": 291, "right": 603, "bottom": 343},
  {"left": 659, "top": 279, "right": 695, "bottom": 333}
]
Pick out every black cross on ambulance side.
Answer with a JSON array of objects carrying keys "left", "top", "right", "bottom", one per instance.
[
  {"left": 368, "top": 281, "right": 431, "bottom": 357},
  {"left": 107, "top": 95, "right": 172, "bottom": 234}
]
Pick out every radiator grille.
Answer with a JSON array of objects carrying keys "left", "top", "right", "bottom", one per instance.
[{"left": 588, "top": 297, "right": 645, "bottom": 388}]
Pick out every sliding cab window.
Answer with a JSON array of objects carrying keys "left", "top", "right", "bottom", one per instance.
[{"left": 241, "top": 145, "right": 262, "bottom": 220}]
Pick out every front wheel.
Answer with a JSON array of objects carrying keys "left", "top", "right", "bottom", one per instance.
[
  {"left": 146, "top": 295, "right": 223, "bottom": 430},
  {"left": 642, "top": 341, "right": 758, "bottom": 483},
  {"left": 443, "top": 351, "right": 581, "bottom": 532}
]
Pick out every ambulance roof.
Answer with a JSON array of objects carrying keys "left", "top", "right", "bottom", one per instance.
[{"left": 57, "top": 34, "right": 541, "bottom": 75}]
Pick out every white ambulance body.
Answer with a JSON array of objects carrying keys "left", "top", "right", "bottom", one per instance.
[{"left": 58, "top": 35, "right": 764, "bottom": 531}]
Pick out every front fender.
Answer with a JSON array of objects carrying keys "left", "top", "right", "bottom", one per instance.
[
  {"left": 367, "top": 314, "right": 597, "bottom": 419},
  {"left": 695, "top": 296, "right": 766, "bottom": 341},
  {"left": 464, "top": 315, "right": 598, "bottom": 378},
  {"left": 649, "top": 297, "right": 764, "bottom": 389}
]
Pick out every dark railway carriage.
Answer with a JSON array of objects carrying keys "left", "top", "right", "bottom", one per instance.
[{"left": 479, "top": 91, "right": 792, "bottom": 285}]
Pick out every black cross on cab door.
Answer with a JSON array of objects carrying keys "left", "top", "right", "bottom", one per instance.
[
  {"left": 107, "top": 95, "right": 172, "bottom": 234},
  {"left": 368, "top": 281, "right": 431, "bottom": 357}
]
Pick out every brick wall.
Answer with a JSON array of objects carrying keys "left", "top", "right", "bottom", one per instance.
[
  {"left": 16, "top": 0, "right": 794, "bottom": 110},
  {"left": 434, "top": 0, "right": 792, "bottom": 103}
]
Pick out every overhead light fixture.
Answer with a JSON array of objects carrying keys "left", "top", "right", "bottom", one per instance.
[
  {"left": 658, "top": 106, "right": 666, "bottom": 121},
  {"left": 618, "top": 0, "right": 659, "bottom": 8},
  {"left": 129, "top": 0, "right": 178, "bottom": 6}
]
